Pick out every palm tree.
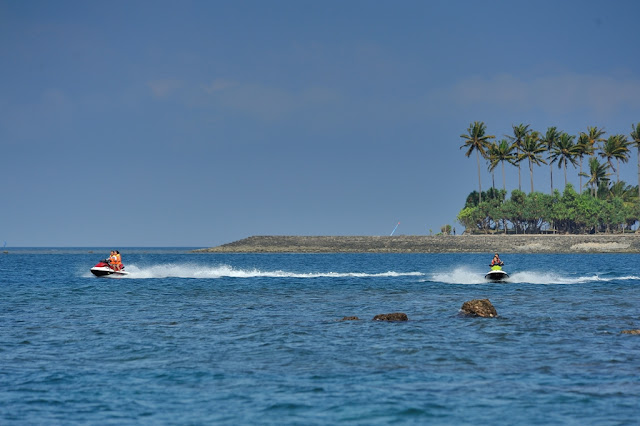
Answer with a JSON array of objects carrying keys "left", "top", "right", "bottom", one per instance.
[
  {"left": 515, "top": 131, "right": 547, "bottom": 193},
  {"left": 575, "top": 133, "right": 594, "bottom": 194},
  {"left": 488, "top": 139, "right": 515, "bottom": 191},
  {"left": 599, "top": 134, "right": 630, "bottom": 183},
  {"left": 604, "top": 180, "right": 638, "bottom": 203},
  {"left": 506, "top": 123, "right": 531, "bottom": 191},
  {"left": 549, "top": 132, "right": 578, "bottom": 189},
  {"left": 631, "top": 123, "right": 640, "bottom": 199},
  {"left": 583, "top": 126, "right": 607, "bottom": 157},
  {"left": 460, "top": 121, "right": 495, "bottom": 204},
  {"left": 580, "top": 157, "right": 610, "bottom": 197},
  {"left": 541, "top": 126, "right": 561, "bottom": 193}
]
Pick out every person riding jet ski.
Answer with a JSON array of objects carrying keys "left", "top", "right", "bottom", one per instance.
[{"left": 490, "top": 253, "right": 504, "bottom": 268}]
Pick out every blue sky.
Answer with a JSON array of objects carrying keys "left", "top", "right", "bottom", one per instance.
[{"left": 2, "top": 0, "right": 640, "bottom": 247}]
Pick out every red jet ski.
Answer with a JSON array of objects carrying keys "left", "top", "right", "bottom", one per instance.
[{"left": 90, "top": 259, "right": 130, "bottom": 277}]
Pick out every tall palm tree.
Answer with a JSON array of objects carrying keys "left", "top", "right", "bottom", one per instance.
[
  {"left": 599, "top": 134, "right": 630, "bottom": 183},
  {"left": 515, "top": 131, "right": 547, "bottom": 193},
  {"left": 631, "top": 123, "right": 640, "bottom": 199},
  {"left": 541, "top": 126, "right": 561, "bottom": 193},
  {"left": 583, "top": 126, "right": 607, "bottom": 157},
  {"left": 549, "top": 132, "right": 578, "bottom": 189},
  {"left": 488, "top": 139, "right": 515, "bottom": 191},
  {"left": 460, "top": 121, "right": 495, "bottom": 204},
  {"left": 506, "top": 123, "right": 531, "bottom": 191},
  {"left": 580, "top": 157, "right": 610, "bottom": 197},
  {"left": 575, "top": 133, "right": 594, "bottom": 194}
]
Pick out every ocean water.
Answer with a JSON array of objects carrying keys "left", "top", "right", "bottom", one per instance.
[{"left": 1, "top": 249, "right": 639, "bottom": 424}]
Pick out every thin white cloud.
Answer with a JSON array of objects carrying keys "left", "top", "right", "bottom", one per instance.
[
  {"left": 449, "top": 72, "right": 640, "bottom": 117},
  {"left": 202, "top": 79, "right": 342, "bottom": 122},
  {"left": 147, "top": 79, "right": 183, "bottom": 98},
  {"left": 202, "top": 78, "right": 238, "bottom": 94}
]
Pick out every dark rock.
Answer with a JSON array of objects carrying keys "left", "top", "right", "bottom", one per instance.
[
  {"left": 460, "top": 299, "right": 497, "bottom": 318},
  {"left": 373, "top": 312, "right": 408, "bottom": 321},
  {"left": 340, "top": 316, "right": 360, "bottom": 321},
  {"left": 621, "top": 329, "right": 640, "bottom": 335}
]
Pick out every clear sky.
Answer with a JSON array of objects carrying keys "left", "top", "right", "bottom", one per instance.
[{"left": 2, "top": 0, "right": 640, "bottom": 247}]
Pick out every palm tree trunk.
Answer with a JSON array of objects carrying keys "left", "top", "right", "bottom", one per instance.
[
  {"left": 502, "top": 161, "right": 506, "bottom": 191},
  {"left": 550, "top": 163, "right": 553, "bottom": 194},
  {"left": 517, "top": 148, "right": 522, "bottom": 191},
  {"left": 529, "top": 159, "right": 534, "bottom": 193},
  {"left": 564, "top": 163, "right": 568, "bottom": 188},
  {"left": 617, "top": 158, "right": 620, "bottom": 183},
  {"left": 476, "top": 150, "right": 482, "bottom": 204},
  {"left": 579, "top": 158, "right": 583, "bottom": 194}
]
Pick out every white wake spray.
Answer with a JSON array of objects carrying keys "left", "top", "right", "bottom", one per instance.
[
  {"left": 429, "top": 267, "right": 640, "bottom": 285},
  {"left": 117, "top": 263, "right": 425, "bottom": 279}
]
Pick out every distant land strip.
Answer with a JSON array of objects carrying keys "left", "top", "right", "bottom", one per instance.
[{"left": 192, "top": 235, "right": 640, "bottom": 254}]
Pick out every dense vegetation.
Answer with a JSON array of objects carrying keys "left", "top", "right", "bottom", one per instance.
[{"left": 457, "top": 122, "right": 640, "bottom": 234}]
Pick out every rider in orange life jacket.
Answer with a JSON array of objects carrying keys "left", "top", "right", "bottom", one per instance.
[
  {"left": 490, "top": 252, "right": 504, "bottom": 267},
  {"left": 109, "top": 250, "right": 122, "bottom": 271},
  {"left": 114, "top": 250, "right": 122, "bottom": 271}
]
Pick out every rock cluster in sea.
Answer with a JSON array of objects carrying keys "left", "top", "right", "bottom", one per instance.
[
  {"left": 459, "top": 299, "right": 498, "bottom": 317},
  {"left": 373, "top": 313, "right": 408, "bottom": 321}
]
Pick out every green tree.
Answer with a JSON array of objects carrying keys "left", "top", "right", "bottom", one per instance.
[
  {"left": 583, "top": 126, "right": 607, "bottom": 157},
  {"left": 553, "top": 184, "right": 579, "bottom": 233},
  {"left": 580, "top": 157, "right": 610, "bottom": 197},
  {"left": 630, "top": 123, "right": 640, "bottom": 199},
  {"left": 599, "top": 134, "right": 630, "bottom": 183},
  {"left": 506, "top": 123, "right": 531, "bottom": 191},
  {"left": 549, "top": 132, "right": 578, "bottom": 189},
  {"left": 488, "top": 139, "right": 515, "bottom": 191},
  {"left": 515, "top": 131, "right": 547, "bottom": 193},
  {"left": 460, "top": 121, "right": 495, "bottom": 204},
  {"left": 456, "top": 206, "right": 483, "bottom": 232},
  {"left": 575, "top": 133, "right": 594, "bottom": 194},
  {"left": 541, "top": 126, "right": 561, "bottom": 193},
  {"left": 502, "top": 189, "right": 526, "bottom": 233}
]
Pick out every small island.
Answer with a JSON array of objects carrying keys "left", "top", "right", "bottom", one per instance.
[
  {"left": 196, "top": 123, "right": 640, "bottom": 255},
  {"left": 193, "top": 234, "right": 640, "bottom": 254}
]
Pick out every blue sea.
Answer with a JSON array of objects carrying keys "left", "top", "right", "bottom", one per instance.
[{"left": 1, "top": 249, "right": 639, "bottom": 424}]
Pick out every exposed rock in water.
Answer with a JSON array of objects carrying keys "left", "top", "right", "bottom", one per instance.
[
  {"left": 373, "top": 313, "right": 408, "bottom": 321},
  {"left": 621, "top": 329, "right": 640, "bottom": 335},
  {"left": 340, "top": 316, "right": 360, "bottom": 321},
  {"left": 460, "top": 299, "right": 498, "bottom": 318}
]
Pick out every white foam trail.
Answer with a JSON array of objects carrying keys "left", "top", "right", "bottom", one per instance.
[
  {"left": 118, "top": 263, "right": 425, "bottom": 279},
  {"left": 507, "top": 271, "right": 595, "bottom": 285},
  {"left": 430, "top": 267, "right": 487, "bottom": 285},
  {"left": 429, "top": 267, "right": 640, "bottom": 285}
]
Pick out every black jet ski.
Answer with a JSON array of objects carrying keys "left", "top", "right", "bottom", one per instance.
[{"left": 485, "top": 265, "right": 509, "bottom": 282}]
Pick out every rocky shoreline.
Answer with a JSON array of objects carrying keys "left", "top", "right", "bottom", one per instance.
[{"left": 193, "top": 234, "right": 640, "bottom": 253}]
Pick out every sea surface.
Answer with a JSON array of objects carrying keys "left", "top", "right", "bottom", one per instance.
[{"left": 1, "top": 249, "right": 639, "bottom": 424}]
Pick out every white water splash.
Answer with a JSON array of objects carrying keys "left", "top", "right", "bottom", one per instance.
[
  {"left": 430, "top": 267, "right": 487, "bottom": 285},
  {"left": 429, "top": 267, "right": 640, "bottom": 285},
  {"left": 117, "top": 263, "right": 425, "bottom": 279}
]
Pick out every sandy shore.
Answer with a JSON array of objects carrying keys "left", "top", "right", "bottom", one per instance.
[{"left": 193, "top": 234, "right": 640, "bottom": 253}]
